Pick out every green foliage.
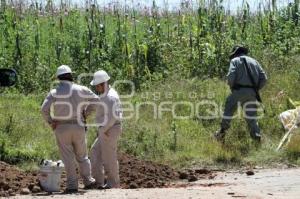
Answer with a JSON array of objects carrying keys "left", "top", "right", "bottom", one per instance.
[
  {"left": 0, "top": 1, "right": 299, "bottom": 93},
  {"left": 0, "top": 94, "right": 57, "bottom": 164}
]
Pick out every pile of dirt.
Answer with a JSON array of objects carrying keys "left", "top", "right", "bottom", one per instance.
[
  {"left": 0, "top": 153, "right": 215, "bottom": 196},
  {"left": 0, "top": 161, "right": 39, "bottom": 197},
  {"left": 119, "top": 153, "right": 179, "bottom": 188}
]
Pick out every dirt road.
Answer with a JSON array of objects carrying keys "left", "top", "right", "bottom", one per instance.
[{"left": 12, "top": 168, "right": 300, "bottom": 199}]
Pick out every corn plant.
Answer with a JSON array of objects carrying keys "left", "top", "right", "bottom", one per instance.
[{"left": 0, "top": 0, "right": 299, "bottom": 93}]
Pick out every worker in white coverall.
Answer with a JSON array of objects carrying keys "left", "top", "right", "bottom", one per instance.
[
  {"left": 41, "top": 65, "right": 98, "bottom": 193},
  {"left": 88, "top": 70, "right": 123, "bottom": 189}
]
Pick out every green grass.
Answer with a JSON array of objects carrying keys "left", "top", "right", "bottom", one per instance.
[
  {"left": 1, "top": 1, "right": 300, "bottom": 93},
  {"left": 1, "top": 54, "right": 300, "bottom": 169}
]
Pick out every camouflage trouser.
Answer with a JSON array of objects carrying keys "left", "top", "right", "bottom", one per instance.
[{"left": 221, "top": 88, "right": 261, "bottom": 139}]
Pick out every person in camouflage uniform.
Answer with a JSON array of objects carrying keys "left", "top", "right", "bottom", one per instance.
[{"left": 214, "top": 45, "right": 268, "bottom": 142}]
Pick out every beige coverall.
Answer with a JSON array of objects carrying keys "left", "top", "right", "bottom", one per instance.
[
  {"left": 89, "top": 87, "right": 122, "bottom": 188},
  {"left": 41, "top": 81, "right": 99, "bottom": 190}
]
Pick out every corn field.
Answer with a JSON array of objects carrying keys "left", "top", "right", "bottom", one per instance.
[{"left": 0, "top": 0, "right": 300, "bottom": 94}]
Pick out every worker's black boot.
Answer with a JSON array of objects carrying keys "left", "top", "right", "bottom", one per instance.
[
  {"left": 250, "top": 132, "right": 261, "bottom": 142},
  {"left": 84, "top": 181, "right": 98, "bottom": 190},
  {"left": 64, "top": 188, "right": 78, "bottom": 194},
  {"left": 100, "top": 184, "right": 112, "bottom": 189}
]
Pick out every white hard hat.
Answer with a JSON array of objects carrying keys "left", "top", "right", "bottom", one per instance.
[
  {"left": 90, "top": 70, "right": 110, "bottom": 86},
  {"left": 56, "top": 65, "right": 72, "bottom": 77}
]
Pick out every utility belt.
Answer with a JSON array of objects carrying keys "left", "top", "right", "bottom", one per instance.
[
  {"left": 232, "top": 84, "right": 263, "bottom": 103},
  {"left": 232, "top": 84, "right": 255, "bottom": 90}
]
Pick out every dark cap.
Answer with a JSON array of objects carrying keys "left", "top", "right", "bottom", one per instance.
[{"left": 229, "top": 45, "right": 249, "bottom": 59}]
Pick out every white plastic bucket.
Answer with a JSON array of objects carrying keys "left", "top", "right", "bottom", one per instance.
[{"left": 39, "top": 160, "right": 64, "bottom": 192}]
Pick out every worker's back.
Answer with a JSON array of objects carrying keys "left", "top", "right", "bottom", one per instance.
[
  {"left": 95, "top": 87, "right": 122, "bottom": 127},
  {"left": 228, "top": 55, "right": 267, "bottom": 90},
  {"left": 49, "top": 81, "right": 97, "bottom": 123}
]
